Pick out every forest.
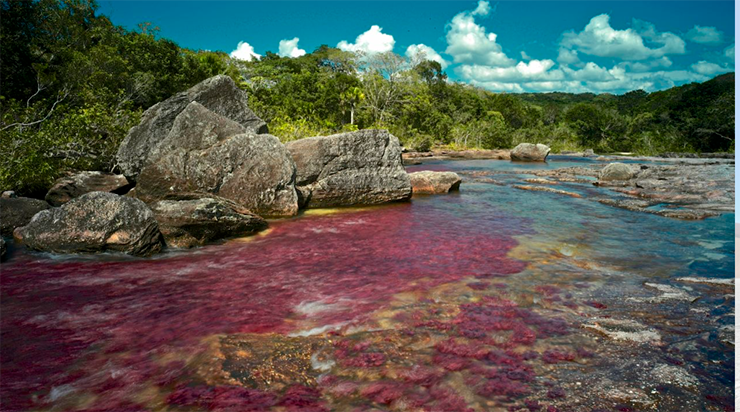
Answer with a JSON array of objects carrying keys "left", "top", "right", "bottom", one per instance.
[{"left": 1, "top": 0, "right": 735, "bottom": 196}]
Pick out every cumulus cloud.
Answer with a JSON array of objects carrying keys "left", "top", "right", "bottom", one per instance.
[
  {"left": 690, "top": 60, "right": 732, "bottom": 76},
  {"left": 686, "top": 25, "right": 724, "bottom": 44},
  {"left": 724, "top": 43, "right": 734, "bottom": 60},
  {"left": 230, "top": 41, "right": 261, "bottom": 61},
  {"left": 405, "top": 44, "right": 449, "bottom": 69},
  {"left": 444, "top": 0, "right": 515, "bottom": 67},
  {"left": 337, "top": 25, "right": 395, "bottom": 54},
  {"left": 278, "top": 37, "right": 307, "bottom": 58},
  {"left": 560, "top": 14, "right": 685, "bottom": 61}
]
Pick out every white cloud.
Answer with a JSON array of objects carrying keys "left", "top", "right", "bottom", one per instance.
[
  {"left": 724, "top": 43, "right": 735, "bottom": 60},
  {"left": 560, "top": 14, "right": 685, "bottom": 61},
  {"left": 563, "top": 62, "right": 614, "bottom": 82},
  {"left": 456, "top": 60, "right": 563, "bottom": 84},
  {"left": 337, "top": 25, "right": 395, "bottom": 54},
  {"left": 520, "top": 51, "right": 532, "bottom": 61},
  {"left": 278, "top": 37, "right": 306, "bottom": 58},
  {"left": 686, "top": 25, "right": 724, "bottom": 44},
  {"left": 230, "top": 41, "right": 261, "bottom": 61},
  {"left": 557, "top": 48, "right": 581, "bottom": 66},
  {"left": 471, "top": 0, "right": 490, "bottom": 16},
  {"left": 444, "top": 1, "right": 515, "bottom": 67},
  {"left": 690, "top": 60, "right": 732, "bottom": 76},
  {"left": 406, "top": 44, "right": 449, "bottom": 69}
]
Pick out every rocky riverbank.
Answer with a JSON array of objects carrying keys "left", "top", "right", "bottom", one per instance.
[{"left": 459, "top": 158, "right": 734, "bottom": 220}]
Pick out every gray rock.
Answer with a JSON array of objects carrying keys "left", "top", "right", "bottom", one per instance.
[
  {"left": 1, "top": 191, "right": 16, "bottom": 198},
  {"left": 135, "top": 102, "right": 298, "bottom": 217},
  {"left": 0, "top": 197, "right": 50, "bottom": 236},
  {"left": 116, "top": 75, "right": 267, "bottom": 180},
  {"left": 599, "top": 163, "right": 635, "bottom": 181},
  {"left": 14, "top": 192, "right": 162, "bottom": 256},
  {"left": 409, "top": 171, "right": 462, "bottom": 195},
  {"left": 510, "top": 143, "right": 550, "bottom": 162},
  {"left": 286, "top": 129, "right": 411, "bottom": 208},
  {"left": 583, "top": 149, "right": 595, "bottom": 157},
  {"left": 45, "top": 171, "right": 131, "bottom": 206},
  {"left": 151, "top": 198, "right": 267, "bottom": 248}
]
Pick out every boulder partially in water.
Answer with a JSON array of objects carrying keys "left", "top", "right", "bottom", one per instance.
[
  {"left": 0, "top": 197, "right": 50, "bottom": 236},
  {"left": 14, "top": 192, "right": 162, "bottom": 256},
  {"left": 409, "top": 171, "right": 462, "bottom": 195},
  {"left": 286, "top": 129, "right": 411, "bottom": 208},
  {"left": 599, "top": 163, "right": 635, "bottom": 181},
  {"left": 135, "top": 102, "right": 299, "bottom": 217},
  {"left": 45, "top": 171, "right": 131, "bottom": 206},
  {"left": 116, "top": 75, "right": 268, "bottom": 180},
  {"left": 510, "top": 143, "right": 550, "bottom": 162},
  {"left": 151, "top": 197, "right": 267, "bottom": 248}
]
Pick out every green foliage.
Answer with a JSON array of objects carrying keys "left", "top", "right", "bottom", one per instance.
[
  {"left": 0, "top": 0, "right": 241, "bottom": 195},
  {"left": 1, "top": 0, "right": 733, "bottom": 195}
]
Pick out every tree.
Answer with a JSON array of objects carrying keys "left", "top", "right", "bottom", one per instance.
[{"left": 340, "top": 86, "right": 364, "bottom": 125}]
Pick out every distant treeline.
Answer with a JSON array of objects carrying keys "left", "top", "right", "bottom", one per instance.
[{"left": 1, "top": 0, "right": 734, "bottom": 196}]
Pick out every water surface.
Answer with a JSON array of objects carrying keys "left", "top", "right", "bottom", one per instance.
[{"left": 1, "top": 158, "right": 734, "bottom": 411}]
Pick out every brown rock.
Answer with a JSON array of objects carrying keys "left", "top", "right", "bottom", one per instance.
[{"left": 409, "top": 171, "right": 462, "bottom": 195}]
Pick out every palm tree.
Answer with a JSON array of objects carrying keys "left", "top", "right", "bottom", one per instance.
[{"left": 340, "top": 86, "right": 364, "bottom": 125}]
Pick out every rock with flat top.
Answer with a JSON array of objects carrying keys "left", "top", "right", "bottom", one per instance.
[
  {"left": 45, "top": 171, "right": 131, "bottom": 206},
  {"left": 409, "top": 171, "right": 462, "bottom": 195},
  {"left": 286, "top": 129, "right": 411, "bottom": 208}
]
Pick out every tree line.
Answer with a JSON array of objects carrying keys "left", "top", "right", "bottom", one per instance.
[{"left": 1, "top": 0, "right": 734, "bottom": 196}]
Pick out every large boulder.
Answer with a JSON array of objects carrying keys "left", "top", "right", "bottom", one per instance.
[
  {"left": 45, "top": 171, "right": 131, "bottom": 206},
  {"left": 409, "top": 171, "right": 462, "bottom": 195},
  {"left": 135, "top": 102, "right": 298, "bottom": 217},
  {"left": 116, "top": 75, "right": 268, "bottom": 180},
  {"left": 599, "top": 163, "right": 636, "bottom": 181},
  {"left": 150, "top": 197, "right": 268, "bottom": 248},
  {"left": 510, "top": 143, "right": 551, "bottom": 162},
  {"left": 13, "top": 192, "right": 162, "bottom": 256},
  {"left": 0, "top": 197, "right": 50, "bottom": 236},
  {"left": 285, "top": 129, "right": 412, "bottom": 208}
]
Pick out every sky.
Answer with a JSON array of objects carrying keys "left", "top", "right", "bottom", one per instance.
[{"left": 98, "top": 1, "right": 735, "bottom": 95}]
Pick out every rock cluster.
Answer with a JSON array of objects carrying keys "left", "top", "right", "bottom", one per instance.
[
  {"left": 134, "top": 102, "right": 298, "bottom": 217},
  {"left": 6, "top": 75, "right": 450, "bottom": 258},
  {"left": 116, "top": 75, "right": 267, "bottom": 180}
]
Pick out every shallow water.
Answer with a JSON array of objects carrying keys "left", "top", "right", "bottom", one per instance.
[{"left": 1, "top": 158, "right": 734, "bottom": 411}]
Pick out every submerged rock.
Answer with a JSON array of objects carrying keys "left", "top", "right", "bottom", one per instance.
[
  {"left": 14, "top": 192, "right": 162, "bottom": 256},
  {"left": 45, "top": 171, "right": 131, "bottom": 206},
  {"left": 286, "top": 129, "right": 411, "bottom": 208},
  {"left": 512, "top": 185, "right": 582, "bottom": 198},
  {"left": 151, "top": 198, "right": 267, "bottom": 248},
  {"left": 584, "top": 318, "right": 661, "bottom": 344},
  {"left": 116, "top": 75, "right": 268, "bottom": 180},
  {"left": 599, "top": 162, "right": 635, "bottom": 181},
  {"left": 0, "top": 197, "right": 50, "bottom": 236},
  {"left": 135, "top": 102, "right": 298, "bottom": 217},
  {"left": 409, "top": 171, "right": 461, "bottom": 195},
  {"left": 510, "top": 143, "right": 550, "bottom": 162}
]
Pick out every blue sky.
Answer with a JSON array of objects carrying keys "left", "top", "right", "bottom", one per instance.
[{"left": 99, "top": 1, "right": 735, "bottom": 94}]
